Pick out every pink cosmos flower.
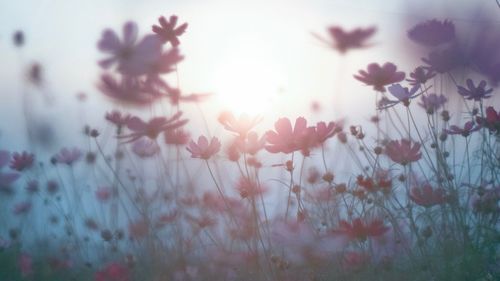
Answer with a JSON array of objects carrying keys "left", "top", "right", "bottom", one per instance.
[
  {"left": 19, "top": 253, "right": 33, "bottom": 277},
  {"left": 406, "top": 66, "right": 436, "bottom": 86},
  {"left": 186, "top": 136, "right": 221, "bottom": 160},
  {"left": 146, "top": 48, "right": 184, "bottom": 82},
  {"left": 445, "top": 121, "right": 480, "bottom": 137},
  {"left": 164, "top": 129, "right": 190, "bottom": 145},
  {"left": 26, "top": 180, "right": 39, "bottom": 194},
  {"left": 407, "top": 19, "right": 455, "bottom": 47},
  {"left": 98, "top": 21, "right": 161, "bottom": 76},
  {"left": 331, "top": 218, "right": 389, "bottom": 241},
  {"left": 313, "top": 26, "right": 376, "bottom": 54},
  {"left": 131, "top": 138, "right": 160, "bottom": 158},
  {"left": 476, "top": 106, "right": 500, "bottom": 134},
  {"left": 105, "top": 110, "right": 131, "bottom": 127},
  {"left": 120, "top": 112, "right": 188, "bottom": 143},
  {"left": 10, "top": 151, "right": 34, "bottom": 171},
  {"left": 315, "top": 121, "right": 339, "bottom": 143},
  {"left": 265, "top": 117, "right": 317, "bottom": 156},
  {"left": 218, "top": 111, "right": 261, "bottom": 138},
  {"left": 54, "top": 147, "right": 82, "bottom": 165},
  {"left": 385, "top": 139, "right": 421, "bottom": 165},
  {"left": 98, "top": 75, "right": 163, "bottom": 107},
  {"left": 13, "top": 201, "right": 32, "bottom": 215},
  {"left": 418, "top": 93, "right": 447, "bottom": 114},
  {"left": 152, "top": 15, "right": 188, "bottom": 47},
  {"left": 95, "top": 262, "right": 130, "bottom": 281},
  {"left": 354, "top": 62, "right": 405, "bottom": 92},
  {"left": 457, "top": 79, "right": 494, "bottom": 101},
  {"left": 95, "top": 186, "right": 113, "bottom": 202},
  {"left": 234, "top": 131, "right": 266, "bottom": 155},
  {"left": 410, "top": 184, "right": 447, "bottom": 207},
  {"left": 0, "top": 151, "right": 20, "bottom": 190},
  {"left": 236, "top": 176, "right": 266, "bottom": 199}
]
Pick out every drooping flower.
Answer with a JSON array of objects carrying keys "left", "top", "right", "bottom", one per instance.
[
  {"left": 457, "top": 79, "right": 494, "bottom": 101},
  {"left": 95, "top": 262, "right": 130, "bottom": 281},
  {"left": 385, "top": 139, "right": 421, "bottom": 165},
  {"left": 313, "top": 26, "right": 376, "bottom": 54},
  {"left": 54, "top": 147, "right": 82, "bottom": 165},
  {"left": 218, "top": 111, "right": 261, "bottom": 138},
  {"left": 131, "top": 138, "right": 160, "bottom": 158},
  {"left": 476, "top": 106, "right": 500, "bottom": 134},
  {"left": 331, "top": 218, "right": 389, "bottom": 241},
  {"left": 98, "top": 75, "right": 163, "bottom": 107},
  {"left": 186, "top": 136, "right": 221, "bottom": 160},
  {"left": 418, "top": 93, "right": 447, "bottom": 114},
  {"left": 10, "top": 151, "right": 34, "bottom": 171},
  {"left": 406, "top": 66, "right": 436, "bottom": 86},
  {"left": 120, "top": 112, "right": 188, "bottom": 143},
  {"left": 265, "top": 117, "right": 317, "bottom": 155},
  {"left": 354, "top": 62, "right": 405, "bottom": 92},
  {"left": 445, "top": 121, "right": 481, "bottom": 137},
  {"left": 407, "top": 19, "right": 455, "bottom": 47},
  {"left": 152, "top": 15, "right": 188, "bottom": 47},
  {"left": 98, "top": 21, "right": 161, "bottom": 76},
  {"left": 410, "top": 184, "right": 447, "bottom": 207}
]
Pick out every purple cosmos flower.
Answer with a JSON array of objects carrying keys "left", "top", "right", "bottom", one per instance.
[
  {"left": 10, "top": 151, "right": 34, "bottom": 172},
  {"left": 354, "top": 62, "right": 405, "bottom": 92},
  {"left": 422, "top": 45, "right": 464, "bottom": 73},
  {"left": 407, "top": 19, "right": 455, "bottom": 47},
  {"left": 313, "top": 26, "right": 376, "bottom": 54},
  {"left": 418, "top": 94, "right": 447, "bottom": 114},
  {"left": 132, "top": 138, "right": 160, "bottom": 158},
  {"left": 152, "top": 15, "right": 188, "bottom": 47},
  {"left": 0, "top": 151, "right": 20, "bottom": 193},
  {"left": 445, "top": 121, "right": 481, "bottom": 137},
  {"left": 457, "top": 79, "right": 493, "bottom": 101},
  {"left": 406, "top": 66, "right": 436, "bottom": 86},
  {"left": 54, "top": 147, "right": 82, "bottom": 165},
  {"left": 98, "top": 75, "right": 164, "bottom": 107},
  {"left": 120, "top": 112, "right": 188, "bottom": 143}
]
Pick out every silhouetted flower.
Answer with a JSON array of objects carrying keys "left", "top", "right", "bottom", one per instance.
[
  {"left": 187, "top": 136, "right": 221, "bottom": 159},
  {"left": 98, "top": 21, "right": 161, "bottom": 75},
  {"left": 385, "top": 139, "right": 421, "bottom": 165},
  {"left": 457, "top": 79, "right": 493, "bottom": 101},
  {"left": 354, "top": 62, "right": 405, "bottom": 92},
  {"left": 152, "top": 15, "right": 188, "bottom": 47},
  {"left": 120, "top": 112, "right": 188, "bottom": 143},
  {"left": 265, "top": 117, "right": 317, "bottom": 155},
  {"left": 385, "top": 83, "right": 421, "bottom": 107},
  {"left": 313, "top": 26, "right": 376, "bottom": 54},
  {"left": 418, "top": 93, "right": 447, "bottom": 114},
  {"left": 445, "top": 121, "right": 480, "bottom": 137},
  {"left": 476, "top": 106, "right": 500, "bottom": 134},
  {"left": 10, "top": 151, "right": 34, "bottom": 171},
  {"left": 407, "top": 19, "right": 455, "bottom": 47},
  {"left": 406, "top": 66, "right": 436, "bottom": 86},
  {"left": 410, "top": 184, "right": 446, "bottom": 207},
  {"left": 54, "top": 147, "right": 82, "bottom": 165}
]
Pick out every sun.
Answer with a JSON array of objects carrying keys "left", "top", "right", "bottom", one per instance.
[{"left": 210, "top": 53, "right": 285, "bottom": 116}]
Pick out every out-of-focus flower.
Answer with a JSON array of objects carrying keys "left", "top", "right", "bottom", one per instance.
[
  {"left": 28, "top": 63, "right": 43, "bottom": 86},
  {"left": 26, "top": 180, "right": 39, "bottom": 194},
  {"left": 152, "top": 15, "right": 188, "bottom": 47},
  {"left": 343, "top": 251, "right": 369, "bottom": 270},
  {"left": 445, "top": 121, "right": 480, "bottom": 137},
  {"left": 418, "top": 93, "right": 447, "bottom": 114},
  {"left": 146, "top": 48, "right": 184, "bottom": 81},
  {"left": 54, "top": 147, "right": 82, "bottom": 165},
  {"left": 10, "top": 151, "right": 34, "bottom": 171},
  {"left": 410, "top": 184, "right": 446, "bottom": 207},
  {"left": 457, "top": 79, "right": 494, "bottom": 101},
  {"left": 472, "top": 186, "right": 500, "bottom": 214},
  {"left": 186, "top": 136, "right": 221, "bottom": 160},
  {"left": 120, "top": 112, "right": 188, "bottom": 143},
  {"left": 0, "top": 151, "right": 20, "bottom": 191},
  {"left": 131, "top": 138, "right": 160, "bottom": 158},
  {"left": 98, "top": 75, "right": 163, "bottom": 107},
  {"left": 313, "top": 26, "right": 376, "bottom": 54},
  {"left": 236, "top": 176, "right": 266, "bottom": 199},
  {"left": 315, "top": 121, "right": 339, "bottom": 143},
  {"left": 218, "top": 111, "right": 261, "bottom": 138},
  {"left": 105, "top": 110, "right": 131, "bottom": 127},
  {"left": 46, "top": 180, "right": 59, "bottom": 195},
  {"left": 265, "top": 117, "right": 317, "bottom": 156},
  {"left": 476, "top": 106, "right": 500, "bottom": 134},
  {"left": 354, "top": 62, "right": 405, "bottom": 92},
  {"left": 95, "top": 262, "right": 130, "bottom": 281},
  {"left": 422, "top": 45, "right": 463, "bottom": 73},
  {"left": 161, "top": 86, "right": 212, "bottom": 106},
  {"left": 95, "top": 186, "right": 113, "bottom": 202},
  {"left": 13, "top": 201, "right": 32, "bottom": 215},
  {"left": 129, "top": 219, "right": 149, "bottom": 240},
  {"left": 331, "top": 218, "right": 389, "bottom": 241},
  {"left": 164, "top": 129, "right": 190, "bottom": 145},
  {"left": 407, "top": 19, "right": 455, "bottom": 47},
  {"left": 383, "top": 83, "right": 421, "bottom": 107},
  {"left": 19, "top": 253, "right": 33, "bottom": 277},
  {"left": 406, "top": 66, "right": 436, "bottom": 86},
  {"left": 98, "top": 21, "right": 161, "bottom": 75},
  {"left": 13, "top": 30, "right": 24, "bottom": 47},
  {"left": 385, "top": 139, "right": 421, "bottom": 165}
]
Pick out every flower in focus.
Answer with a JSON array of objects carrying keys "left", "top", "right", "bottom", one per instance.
[
  {"left": 218, "top": 111, "right": 261, "bottom": 138},
  {"left": 95, "top": 262, "right": 130, "bottom": 281},
  {"left": 457, "top": 79, "right": 494, "bottom": 101},
  {"left": 98, "top": 21, "right": 161, "bottom": 76},
  {"left": 152, "top": 15, "right": 188, "bottom": 47},
  {"left": 265, "top": 117, "right": 317, "bottom": 156},
  {"left": 54, "top": 147, "right": 82, "bottom": 165},
  {"left": 120, "top": 112, "right": 188, "bottom": 143},
  {"left": 385, "top": 139, "right": 421, "bottom": 165},
  {"left": 131, "top": 138, "right": 160, "bottom": 158},
  {"left": 407, "top": 19, "right": 455, "bottom": 47},
  {"left": 313, "top": 26, "right": 376, "bottom": 54},
  {"left": 418, "top": 93, "right": 447, "bottom": 114},
  {"left": 186, "top": 136, "right": 221, "bottom": 160},
  {"left": 9, "top": 151, "right": 34, "bottom": 172},
  {"left": 406, "top": 66, "right": 436, "bottom": 86},
  {"left": 331, "top": 218, "right": 389, "bottom": 241},
  {"left": 354, "top": 62, "right": 405, "bottom": 92},
  {"left": 445, "top": 121, "right": 480, "bottom": 137},
  {"left": 476, "top": 106, "right": 500, "bottom": 134},
  {"left": 410, "top": 184, "right": 447, "bottom": 207}
]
